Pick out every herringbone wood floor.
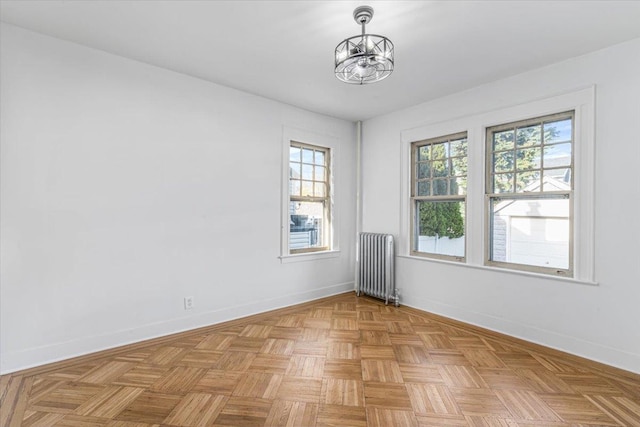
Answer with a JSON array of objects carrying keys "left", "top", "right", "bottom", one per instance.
[{"left": 1, "top": 292, "right": 639, "bottom": 426}]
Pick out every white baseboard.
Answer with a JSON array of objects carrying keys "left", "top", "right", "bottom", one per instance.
[
  {"left": 0, "top": 282, "right": 354, "bottom": 374},
  {"left": 402, "top": 293, "right": 640, "bottom": 374}
]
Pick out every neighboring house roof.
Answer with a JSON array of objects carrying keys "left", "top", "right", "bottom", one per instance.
[
  {"left": 526, "top": 174, "right": 571, "bottom": 192},
  {"left": 495, "top": 175, "right": 570, "bottom": 214}
]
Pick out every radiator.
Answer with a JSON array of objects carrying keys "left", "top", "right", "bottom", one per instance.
[{"left": 356, "top": 232, "right": 399, "bottom": 306}]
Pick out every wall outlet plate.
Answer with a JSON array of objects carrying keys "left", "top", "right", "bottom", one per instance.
[{"left": 184, "top": 296, "right": 194, "bottom": 310}]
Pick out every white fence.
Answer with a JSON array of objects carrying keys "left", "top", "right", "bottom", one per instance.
[
  {"left": 290, "top": 231, "right": 312, "bottom": 250},
  {"left": 417, "top": 236, "right": 465, "bottom": 257}
]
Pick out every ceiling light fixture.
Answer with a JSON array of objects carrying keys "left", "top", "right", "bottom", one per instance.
[{"left": 335, "top": 5, "right": 394, "bottom": 85}]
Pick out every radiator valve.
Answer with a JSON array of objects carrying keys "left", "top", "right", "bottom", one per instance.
[{"left": 391, "top": 288, "right": 400, "bottom": 307}]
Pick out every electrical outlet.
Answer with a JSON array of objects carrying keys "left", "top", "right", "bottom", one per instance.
[{"left": 184, "top": 296, "right": 194, "bottom": 310}]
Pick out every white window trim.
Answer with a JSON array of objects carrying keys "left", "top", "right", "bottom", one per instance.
[
  {"left": 280, "top": 126, "right": 340, "bottom": 263},
  {"left": 399, "top": 86, "right": 595, "bottom": 283}
]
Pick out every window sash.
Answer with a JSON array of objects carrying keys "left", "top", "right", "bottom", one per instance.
[
  {"left": 486, "top": 111, "right": 574, "bottom": 196},
  {"left": 411, "top": 198, "right": 466, "bottom": 261},
  {"left": 485, "top": 193, "right": 573, "bottom": 276}
]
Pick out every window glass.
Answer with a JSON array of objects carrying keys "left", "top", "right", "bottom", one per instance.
[
  {"left": 289, "top": 201, "right": 325, "bottom": 250},
  {"left": 490, "top": 197, "right": 570, "bottom": 270},
  {"left": 416, "top": 200, "right": 465, "bottom": 258},
  {"left": 289, "top": 146, "right": 301, "bottom": 162}
]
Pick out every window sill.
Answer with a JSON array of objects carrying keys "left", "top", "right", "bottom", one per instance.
[
  {"left": 279, "top": 250, "right": 341, "bottom": 264},
  {"left": 397, "top": 254, "right": 598, "bottom": 286}
]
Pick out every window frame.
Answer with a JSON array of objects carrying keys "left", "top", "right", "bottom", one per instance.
[
  {"left": 484, "top": 111, "right": 575, "bottom": 277},
  {"left": 280, "top": 126, "right": 340, "bottom": 262},
  {"left": 288, "top": 140, "right": 331, "bottom": 254},
  {"left": 410, "top": 132, "right": 468, "bottom": 262}
]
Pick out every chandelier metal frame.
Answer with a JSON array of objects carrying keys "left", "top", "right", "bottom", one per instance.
[{"left": 334, "top": 6, "right": 394, "bottom": 85}]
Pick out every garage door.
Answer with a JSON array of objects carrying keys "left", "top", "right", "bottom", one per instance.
[{"left": 508, "top": 216, "right": 569, "bottom": 269}]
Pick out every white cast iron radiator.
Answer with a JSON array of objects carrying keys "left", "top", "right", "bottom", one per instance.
[{"left": 356, "top": 232, "right": 399, "bottom": 306}]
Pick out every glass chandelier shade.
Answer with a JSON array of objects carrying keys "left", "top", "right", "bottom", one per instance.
[{"left": 335, "top": 6, "right": 394, "bottom": 85}]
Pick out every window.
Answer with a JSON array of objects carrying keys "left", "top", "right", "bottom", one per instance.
[
  {"left": 289, "top": 141, "right": 330, "bottom": 254},
  {"left": 411, "top": 132, "right": 468, "bottom": 261},
  {"left": 486, "top": 111, "right": 574, "bottom": 276},
  {"left": 401, "top": 88, "right": 594, "bottom": 282}
]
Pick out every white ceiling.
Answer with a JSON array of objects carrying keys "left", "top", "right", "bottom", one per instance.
[{"left": 2, "top": 1, "right": 640, "bottom": 121}]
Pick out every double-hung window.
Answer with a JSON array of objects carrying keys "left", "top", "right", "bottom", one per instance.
[
  {"left": 403, "top": 88, "right": 593, "bottom": 281},
  {"left": 411, "top": 132, "right": 468, "bottom": 261},
  {"left": 486, "top": 111, "right": 574, "bottom": 276},
  {"left": 289, "top": 141, "right": 330, "bottom": 254}
]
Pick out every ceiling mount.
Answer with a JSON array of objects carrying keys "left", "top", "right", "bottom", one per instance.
[
  {"left": 334, "top": 5, "right": 394, "bottom": 85},
  {"left": 353, "top": 6, "right": 374, "bottom": 25}
]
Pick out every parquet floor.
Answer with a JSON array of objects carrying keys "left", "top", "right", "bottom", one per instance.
[{"left": 2, "top": 292, "right": 639, "bottom": 426}]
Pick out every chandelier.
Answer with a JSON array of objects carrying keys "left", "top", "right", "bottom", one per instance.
[{"left": 335, "top": 5, "right": 394, "bottom": 85}]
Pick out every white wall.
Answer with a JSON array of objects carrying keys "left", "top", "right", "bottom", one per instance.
[
  {"left": 362, "top": 38, "right": 640, "bottom": 373},
  {"left": 0, "top": 24, "right": 357, "bottom": 373}
]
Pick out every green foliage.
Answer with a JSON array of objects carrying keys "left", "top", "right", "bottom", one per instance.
[
  {"left": 417, "top": 139, "right": 467, "bottom": 239},
  {"left": 492, "top": 124, "right": 560, "bottom": 192},
  {"left": 419, "top": 201, "right": 464, "bottom": 238}
]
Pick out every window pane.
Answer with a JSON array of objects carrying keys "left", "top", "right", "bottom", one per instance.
[
  {"left": 290, "top": 201, "right": 325, "bottom": 250},
  {"left": 516, "top": 124, "right": 542, "bottom": 147},
  {"left": 544, "top": 119, "right": 572, "bottom": 144},
  {"left": 432, "top": 142, "right": 448, "bottom": 159},
  {"left": 301, "top": 180, "right": 313, "bottom": 196},
  {"left": 450, "top": 177, "right": 466, "bottom": 195},
  {"left": 544, "top": 143, "right": 571, "bottom": 168},
  {"left": 417, "top": 181, "right": 430, "bottom": 196},
  {"left": 302, "top": 164, "right": 313, "bottom": 180},
  {"left": 314, "top": 150, "right": 325, "bottom": 166},
  {"left": 543, "top": 168, "right": 571, "bottom": 190},
  {"left": 417, "top": 162, "right": 430, "bottom": 179},
  {"left": 289, "top": 179, "right": 301, "bottom": 196},
  {"left": 290, "top": 146, "right": 301, "bottom": 162},
  {"left": 490, "top": 197, "right": 569, "bottom": 269},
  {"left": 516, "top": 171, "right": 541, "bottom": 192},
  {"left": 418, "top": 145, "right": 431, "bottom": 161},
  {"left": 314, "top": 182, "right": 326, "bottom": 197},
  {"left": 450, "top": 138, "right": 467, "bottom": 157},
  {"left": 451, "top": 157, "right": 467, "bottom": 176},
  {"left": 516, "top": 147, "right": 541, "bottom": 171},
  {"left": 431, "top": 160, "right": 448, "bottom": 177},
  {"left": 432, "top": 179, "right": 448, "bottom": 195},
  {"left": 493, "top": 130, "right": 514, "bottom": 151},
  {"left": 493, "top": 173, "right": 514, "bottom": 193},
  {"left": 493, "top": 151, "right": 514, "bottom": 173},
  {"left": 290, "top": 162, "right": 300, "bottom": 178},
  {"left": 315, "top": 166, "right": 325, "bottom": 181},
  {"left": 415, "top": 200, "right": 465, "bottom": 257},
  {"left": 302, "top": 148, "right": 314, "bottom": 163}
]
